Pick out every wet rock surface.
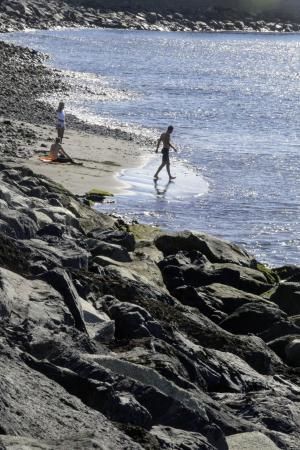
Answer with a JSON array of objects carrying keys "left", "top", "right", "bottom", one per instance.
[{"left": 0, "top": 160, "right": 299, "bottom": 449}]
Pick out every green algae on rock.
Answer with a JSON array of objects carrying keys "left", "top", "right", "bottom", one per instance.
[{"left": 85, "top": 188, "right": 114, "bottom": 202}]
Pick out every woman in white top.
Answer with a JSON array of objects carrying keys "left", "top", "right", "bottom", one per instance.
[{"left": 56, "top": 101, "right": 65, "bottom": 143}]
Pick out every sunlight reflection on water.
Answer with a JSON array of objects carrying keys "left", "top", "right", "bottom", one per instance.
[{"left": 2, "top": 29, "right": 300, "bottom": 265}]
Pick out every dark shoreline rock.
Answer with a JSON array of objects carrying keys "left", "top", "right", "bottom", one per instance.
[
  {"left": 0, "top": 0, "right": 299, "bottom": 34},
  {"left": 0, "top": 158, "right": 299, "bottom": 449}
]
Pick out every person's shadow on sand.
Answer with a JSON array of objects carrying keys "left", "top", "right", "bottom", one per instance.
[{"left": 154, "top": 180, "right": 172, "bottom": 198}]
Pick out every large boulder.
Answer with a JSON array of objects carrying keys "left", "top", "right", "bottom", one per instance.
[
  {"left": 285, "top": 338, "right": 300, "bottom": 367},
  {"left": 209, "top": 263, "right": 272, "bottom": 295},
  {"left": 226, "top": 431, "right": 280, "bottom": 450},
  {"left": 88, "top": 229, "right": 135, "bottom": 252},
  {"left": 91, "top": 240, "right": 132, "bottom": 262},
  {"left": 269, "top": 282, "right": 300, "bottom": 315},
  {"left": 159, "top": 253, "right": 272, "bottom": 295},
  {"left": 220, "top": 302, "right": 286, "bottom": 335},
  {"left": 267, "top": 334, "right": 300, "bottom": 366},
  {"left": 155, "top": 231, "right": 253, "bottom": 266},
  {"left": 258, "top": 319, "right": 300, "bottom": 342},
  {"left": 198, "top": 283, "right": 273, "bottom": 314}
]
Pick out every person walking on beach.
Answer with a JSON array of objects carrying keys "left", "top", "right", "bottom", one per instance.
[
  {"left": 154, "top": 125, "right": 177, "bottom": 180},
  {"left": 56, "top": 101, "right": 65, "bottom": 143}
]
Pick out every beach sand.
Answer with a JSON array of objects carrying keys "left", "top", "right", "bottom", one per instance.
[{"left": 23, "top": 123, "right": 150, "bottom": 196}]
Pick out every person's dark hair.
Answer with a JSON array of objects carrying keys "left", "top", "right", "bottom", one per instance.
[
  {"left": 167, "top": 125, "right": 174, "bottom": 132},
  {"left": 57, "top": 101, "right": 64, "bottom": 112}
]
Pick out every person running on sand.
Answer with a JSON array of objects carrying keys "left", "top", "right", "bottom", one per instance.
[
  {"left": 153, "top": 125, "right": 177, "bottom": 180},
  {"left": 56, "top": 101, "right": 65, "bottom": 143},
  {"left": 49, "top": 138, "right": 72, "bottom": 162}
]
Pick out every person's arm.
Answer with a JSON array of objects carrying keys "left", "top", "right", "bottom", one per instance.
[
  {"left": 156, "top": 135, "right": 163, "bottom": 153},
  {"left": 170, "top": 143, "right": 178, "bottom": 152},
  {"left": 59, "top": 145, "right": 68, "bottom": 157},
  {"left": 60, "top": 145, "right": 74, "bottom": 162}
]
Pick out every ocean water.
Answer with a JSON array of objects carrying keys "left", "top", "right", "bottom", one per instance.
[{"left": 3, "top": 28, "right": 300, "bottom": 266}]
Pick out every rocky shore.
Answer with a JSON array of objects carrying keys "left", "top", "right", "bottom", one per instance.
[
  {"left": 1, "top": 16, "right": 300, "bottom": 450},
  {"left": 1, "top": 159, "right": 300, "bottom": 449},
  {"left": 0, "top": 0, "right": 299, "bottom": 34}
]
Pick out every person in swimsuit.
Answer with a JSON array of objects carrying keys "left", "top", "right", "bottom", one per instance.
[
  {"left": 49, "top": 138, "right": 72, "bottom": 162},
  {"left": 56, "top": 101, "right": 65, "bottom": 143},
  {"left": 153, "top": 125, "right": 177, "bottom": 180}
]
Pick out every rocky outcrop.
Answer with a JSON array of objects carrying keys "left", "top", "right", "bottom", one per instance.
[{"left": 0, "top": 159, "right": 299, "bottom": 449}]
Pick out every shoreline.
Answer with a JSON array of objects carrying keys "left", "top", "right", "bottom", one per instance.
[
  {"left": 1, "top": 29, "right": 298, "bottom": 268},
  {"left": 0, "top": 35, "right": 154, "bottom": 198},
  {"left": 20, "top": 122, "right": 151, "bottom": 196},
  {"left": 0, "top": 1, "right": 300, "bottom": 34}
]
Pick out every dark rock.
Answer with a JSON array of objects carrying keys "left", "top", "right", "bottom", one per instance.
[
  {"left": 0, "top": 344, "right": 142, "bottom": 449},
  {"left": 94, "top": 320, "right": 115, "bottom": 343},
  {"left": 274, "top": 265, "right": 300, "bottom": 282},
  {"left": 37, "top": 223, "right": 65, "bottom": 237},
  {"left": 155, "top": 231, "right": 253, "bottom": 266},
  {"left": 18, "top": 237, "right": 90, "bottom": 270},
  {"left": 104, "top": 298, "right": 164, "bottom": 339},
  {"left": 220, "top": 302, "right": 286, "bottom": 335},
  {"left": 159, "top": 252, "right": 272, "bottom": 295},
  {"left": 0, "top": 208, "right": 38, "bottom": 239},
  {"left": 37, "top": 268, "right": 87, "bottom": 332},
  {"left": 172, "top": 284, "right": 223, "bottom": 319},
  {"left": 258, "top": 319, "right": 300, "bottom": 342},
  {"left": 267, "top": 334, "right": 297, "bottom": 361},
  {"left": 198, "top": 283, "right": 272, "bottom": 315},
  {"left": 269, "top": 282, "right": 300, "bottom": 315},
  {"left": 285, "top": 338, "right": 300, "bottom": 367},
  {"left": 88, "top": 229, "right": 136, "bottom": 252},
  {"left": 151, "top": 425, "right": 218, "bottom": 449},
  {"left": 91, "top": 240, "right": 132, "bottom": 262}
]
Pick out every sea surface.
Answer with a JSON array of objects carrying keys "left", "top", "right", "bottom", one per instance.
[{"left": 3, "top": 28, "right": 300, "bottom": 266}]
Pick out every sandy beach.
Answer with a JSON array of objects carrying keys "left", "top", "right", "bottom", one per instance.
[{"left": 23, "top": 123, "right": 150, "bottom": 196}]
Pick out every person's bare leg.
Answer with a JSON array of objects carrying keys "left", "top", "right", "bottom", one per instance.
[
  {"left": 57, "top": 127, "right": 64, "bottom": 143},
  {"left": 154, "top": 162, "right": 166, "bottom": 179},
  {"left": 166, "top": 163, "right": 176, "bottom": 180}
]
